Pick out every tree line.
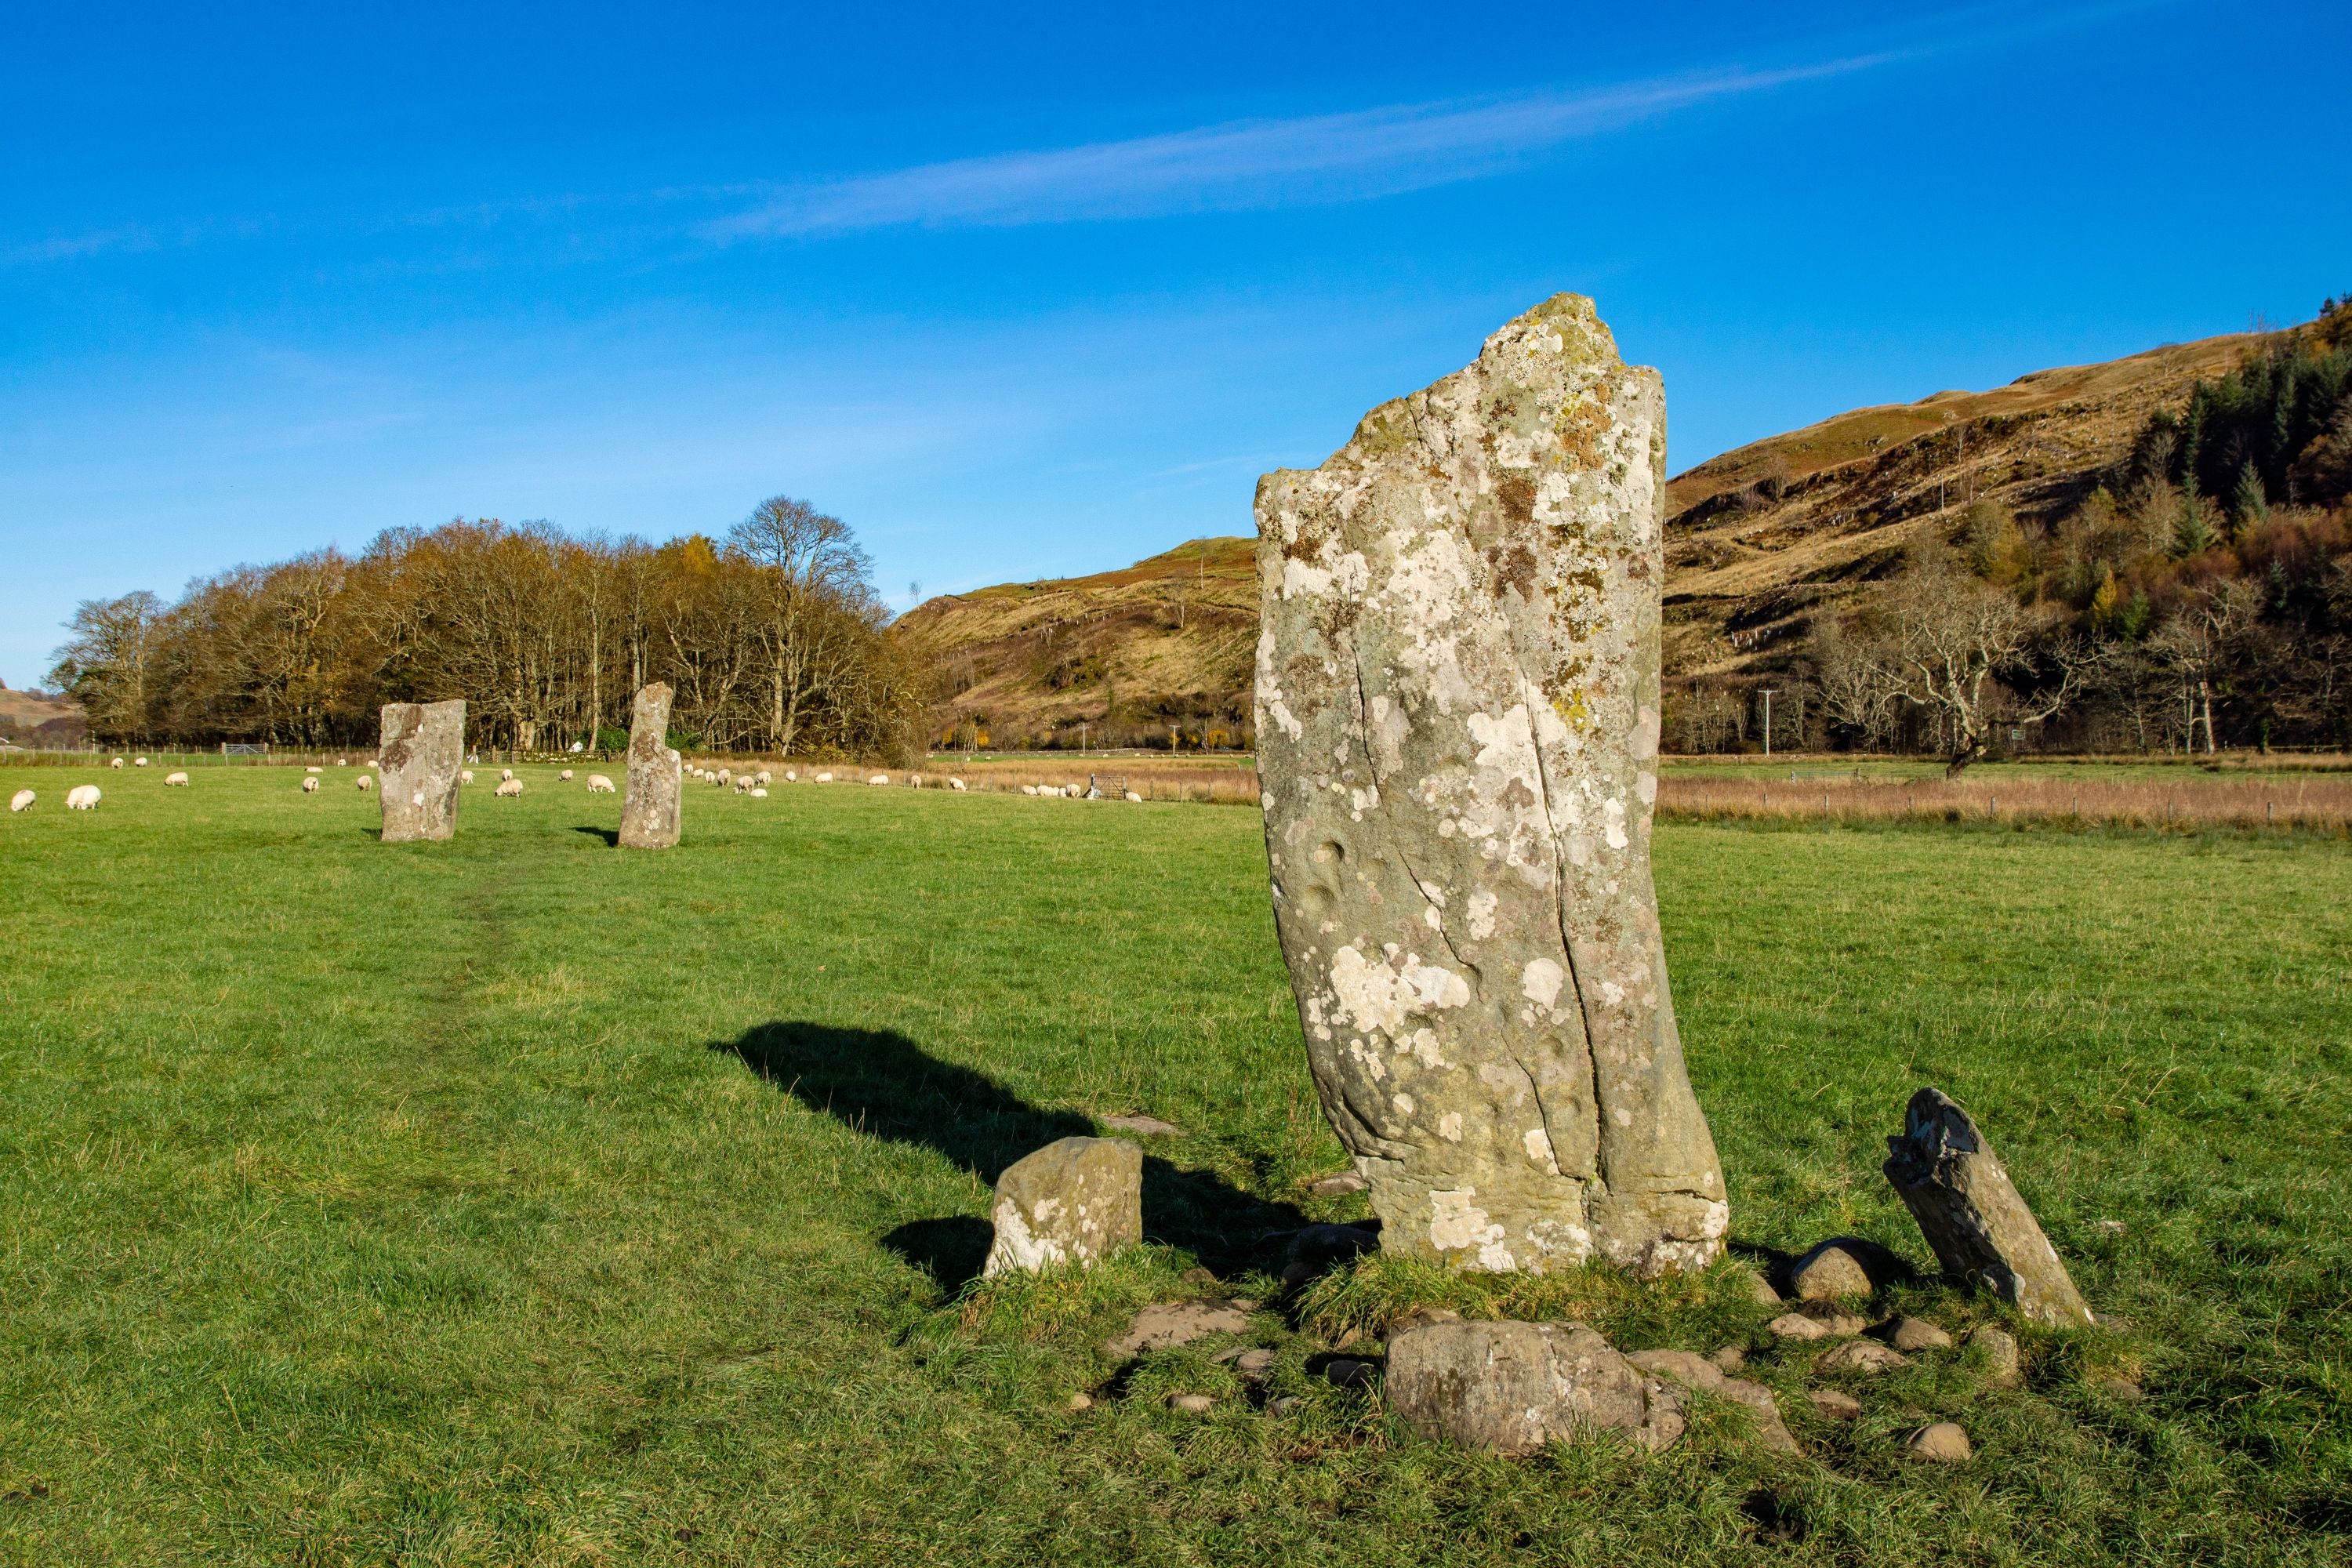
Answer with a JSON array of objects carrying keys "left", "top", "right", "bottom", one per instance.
[
  {"left": 1669, "top": 303, "right": 2352, "bottom": 771},
  {"left": 47, "top": 498, "right": 924, "bottom": 758}
]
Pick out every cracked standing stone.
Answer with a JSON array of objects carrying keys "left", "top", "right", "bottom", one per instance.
[
  {"left": 1253, "top": 294, "right": 1726, "bottom": 1276},
  {"left": 377, "top": 701, "right": 464, "bottom": 843},
  {"left": 617, "top": 682, "right": 683, "bottom": 849}
]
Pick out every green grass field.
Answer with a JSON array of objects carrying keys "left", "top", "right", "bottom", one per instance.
[{"left": 2, "top": 764, "right": 2347, "bottom": 1566}]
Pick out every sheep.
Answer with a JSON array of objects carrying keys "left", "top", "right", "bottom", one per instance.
[
  {"left": 586, "top": 774, "right": 615, "bottom": 793},
  {"left": 301, "top": 776, "right": 320, "bottom": 793},
  {"left": 1125, "top": 790, "right": 1144, "bottom": 803},
  {"left": 460, "top": 769, "right": 475, "bottom": 784},
  {"left": 949, "top": 777, "right": 966, "bottom": 791},
  {"left": 110, "top": 757, "right": 125, "bottom": 769},
  {"left": 307, "top": 766, "right": 324, "bottom": 775},
  {"left": 134, "top": 756, "right": 149, "bottom": 768},
  {"left": 165, "top": 771, "right": 191, "bottom": 787},
  {"left": 755, "top": 770, "right": 771, "bottom": 786},
  {"left": 67, "top": 784, "right": 102, "bottom": 809},
  {"left": 717, "top": 768, "right": 731, "bottom": 785},
  {"left": 732, "top": 777, "right": 750, "bottom": 793},
  {"left": 784, "top": 770, "right": 797, "bottom": 782},
  {"left": 9, "top": 789, "right": 34, "bottom": 813},
  {"left": 356, "top": 775, "right": 373, "bottom": 792},
  {"left": 908, "top": 773, "right": 923, "bottom": 788},
  {"left": 749, "top": 786, "right": 768, "bottom": 797},
  {"left": 336, "top": 758, "right": 347, "bottom": 766},
  {"left": 1021, "top": 784, "right": 1039, "bottom": 797},
  {"left": 868, "top": 774, "right": 889, "bottom": 786},
  {"left": 815, "top": 771, "right": 833, "bottom": 783},
  {"left": 500, "top": 768, "right": 515, "bottom": 782},
  {"left": 495, "top": 777, "right": 523, "bottom": 797},
  {"left": 559, "top": 768, "right": 574, "bottom": 781}
]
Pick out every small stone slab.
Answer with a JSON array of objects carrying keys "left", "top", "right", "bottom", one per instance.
[
  {"left": 1967, "top": 1325, "right": 2023, "bottom": 1390},
  {"left": 1102, "top": 1113, "right": 1181, "bottom": 1137},
  {"left": 1168, "top": 1393, "right": 1216, "bottom": 1414},
  {"left": 1386, "top": 1319, "right": 1686, "bottom": 1457},
  {"left": 1907, "top": 1422, "right": 1972, "bottom": 1463},
  {"left": 1707, "top": 1345, "right": 1746, "bottom": 1374},
  {"left": 1769, "top": 1302, "right": 1865, "bottom": 1341},
  {"left": 1105, "top": 1298, "right": 1254, "bottom": 1358},
  {"left": 1816, "top": 1339, "right": 1908, "bottom": 1376},
  {"left": 984, "top": 1136, "right": 1142, "bottom": 1277},
  {"left": 1808, "top": 1388, "right": 1863, "bottom": 1421},
  {"left": 1625, "top": 1349, "right": 1798, "bottom": 1452},
  {"left": 1884, "top": 1087, "right": 2094, "bottom": 1327},
  {"left": 1885, "top": 1316, "right": 1954, "bottom": 1353},
  {"left": 377, "top": 700, "right": 464, "bottom": 842}
]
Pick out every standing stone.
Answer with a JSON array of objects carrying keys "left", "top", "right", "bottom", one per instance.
[
  {"left": 1387, "top": 1319, "right": 1686, "bottom": 1456},
  {"left": 982, "top": 1136, "right": 1142, "bottom": 1277},
  {"left": 617, "top": 682, "right": 683, "bottom": 849},
  {"left": 1253, "top": 293, "right": 1726, "bottom": 1277},
  {"left": 1883, "top": 1088, "right": 2094, "bottom": 1327},
  {"left": 377, "top": 700, "right": 464, "bottom": 843}
]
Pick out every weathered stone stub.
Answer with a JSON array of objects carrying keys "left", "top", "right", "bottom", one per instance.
[
  {"left": 377, "top": 700, "right": 464, "bottom": 843},
  {"left": 1252, "top": 294, "right": 1726, "bottom": 1276},
  {"left": 982, "top": 1136, "right": 1143, "bottom": 1277},
  {"left": 617, "top": 682, "right": 683, "bottom": 849},
  {"left": 1387, "top": 1319, "right": 1686, "bottom": 1455},
  {"left": 1883, "top": 1087, "right": 2094, "bottom": 1327}
]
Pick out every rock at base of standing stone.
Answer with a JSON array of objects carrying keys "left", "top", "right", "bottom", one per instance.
[
  {"left": 1386, "top": 1319, "right": 1686, "bottom": 1457},
  {"left": 1808, "top": 1388, "right": 1863, "bottom": 1421},
  {"left": 1738, "top": 1267, "right": 1783, "bottom": 1305},
  {"left": 1883, "top": 1087, "right": 2094, "bottom": 1327},
  {"left": 617, "top": 682, "right": 683, "bottom": 849},
  {"left": 1907, "top": 1422, "right": 1972, "bottom": 1463},
  {"left": 1253, "top": 294, "right": 1727, "bottom": 1279},
  {"left": 377, "top": 700, "right": 464, "bottom": 842},
  {"left": 1104, "top": 1298, "right": 1255, "bottom": 1359},
  {"left": 1815, "top": 1339, "right": 1908, "bottom": 1376},
  {"left": 983, "top": 1136, "right": 1143, "bottom": 1278},
  {"left": 1308, "top": 1170, "right": 1370, "bottom": 1197},
  {"left": 1625, "top": 1349, "right": 1798, "bottom": 1452},
  {"left": 1885, "top": 1316, "right": 1954, "bottom": 1353},
  {"left": 1966, "top": 1325, "right": 2023, "bottom": 1389},
  {"left": 1789, "top": 1237, "right": 1900, "bottom": 1301}
]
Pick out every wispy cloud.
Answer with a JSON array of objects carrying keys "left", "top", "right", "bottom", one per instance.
[{"left": 710, "top": 56, "right": 1891, "bottom": 241}]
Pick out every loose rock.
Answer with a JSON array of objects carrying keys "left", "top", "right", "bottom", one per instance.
[
  {"left": 1739, "top": 1268, "right": 1783, "bottom": 1305},
  {"left": 1966, "top": 1325, "right": 2023, "bottom": 1390},
  {"left": 1308, "top": 1171, "right": 1370, "bottom": 1197},
  {"left": 1169, "top": 1393, "right": 1216, "bottom": 1414},
  {"left": 983, "top": 1136, "right": 1142, "bottom": 1278},
  {"left": 1102, "top": 1113, "right": 1181, "bottom": 1137},
  {"left": 1907, "top": 1422, "right": 1972, "bottom": 1464},
  {"left": 2094, "top": 1376, "right": 2145, "bottom": 1403},
  {"left": 1769, "top": 1302, "right": 1864, "bottom": 1342},
  {"left": 1323, "top": 1357, "right": 1377, "bottom": 1389},
  {"left": 1884, "top": 1087, "right": 2095, "bottom": 1327},
  {"left": 1387, "top": 1305, "right": 1465, "bottom": 1339},
  {"left": 1707, "top": 1345, "right": 1747, "bottom": 1374},
  {"left": 1254, "top": 294, "right": 1727, "bottom": 1278},
  {"left": 1768, "top": 1313, "right": 1830, "bottom": 1343},
  {"left": 1808, "top": 1388, "right": 1863, "bottom": 1421},
  {"left": 377, "top": 699, "right": 464, "bottom": 842},
  {"left": 1815, "top": 1340, "right": 1908, "bottom": 1376},
  {"left": 1790, "top": 1238, "right": 1899, "bottom": 1301},
  {"left": 1105, "top": 1298, "right": 1254, "bottom": 1359},
  {"left": 1385, "top": 1319, "right": 1686, "bottom": 1457},
  {"left": 1067, "top": 1392, "right": 1094, "bottom": 1412},
  {"left": 1885, "top": 1316, "right": 1954, "bottom": 1353},
  {"left": 1625, "top": 1348, "right": 1798, "bottom": 1453}
]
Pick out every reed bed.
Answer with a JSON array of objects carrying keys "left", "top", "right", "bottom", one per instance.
[{"left": 1657, "top": 771, "right": 2352, "bottom": 830}]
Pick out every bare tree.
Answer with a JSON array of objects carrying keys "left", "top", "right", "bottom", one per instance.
[
  {"left": 49, "top": 591, "right": 166, "bottom": 743},
  {"left": 728, "top": 495, "right": 874, "bottom": 755},
  {"left": 1876, "top": 554, "right": 2098, "bottom": 777}
]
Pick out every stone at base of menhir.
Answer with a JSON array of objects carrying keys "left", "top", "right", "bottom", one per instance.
[
  {"left": 617, "top": 682, "right": 683, "bottom": 848},
  {"left": 1884, "top": 1087, "right": 2094, "bottom": 1327},
  {"left": 1385, "top": 1319, "right": 1685, "bottom": 1456},
  {"left": 377, "top": 700, "right": 464, "bottom": 842},
  {"left": 982, "top": 1136, "right": 1143, "bottom": 1277}
]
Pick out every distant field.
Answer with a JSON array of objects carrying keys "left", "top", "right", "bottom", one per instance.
[{"left": 2, "top": 764, "right": 2347, "bottom": 1564}]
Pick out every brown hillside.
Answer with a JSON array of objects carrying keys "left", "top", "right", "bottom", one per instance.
[
  {"left": 0, "top": 685, "right": 84, "bottom": 746},
  {"left": 902, "top": 325, "right": 2282, "bottom": 739}
]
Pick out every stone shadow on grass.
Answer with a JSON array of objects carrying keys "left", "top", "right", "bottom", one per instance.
[
  {"left": 572, "top": 825, "right": 620, "bottom": 846},
  {"left": 714, "top": 1021, "right": 1306, "bottom": 1279}
]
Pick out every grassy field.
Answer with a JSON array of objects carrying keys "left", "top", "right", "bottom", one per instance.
[{"left": 1, "top": 764, "right": 2347, "bottom": 1565}]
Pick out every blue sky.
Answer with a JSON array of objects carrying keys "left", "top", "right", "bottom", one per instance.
[{"left": 3, "top": 1, "right": 2347, "bottom": 688}]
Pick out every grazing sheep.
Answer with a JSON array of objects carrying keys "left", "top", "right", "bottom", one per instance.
[
  {"left": 717, "top": 768, "right": 731, "bottom": 784},
  {"left": 868, "top": 774, "right": 888, "bottom": 786},
  {"left": 307, "top": 766, "right": 323, "bottom": 775},
  {"left": 134, "top": 756, "right": 149, "bottom": 768},
  {"left": 110, "top": 757, "right": 125, "bottom": 769},
  {"left": 733, "top": 777, "right": 750, "bottom": 793},
  {"left": 750, "top": 786, "right": 768, "bottom": 797},
  {"left": 460, "top": 769, "right": 475, "bottom": 784},
  {"left": 356, "top": 775, "right": 373, "bottom": 792},
  {"left": 949, "top": 777, "right": 966, "bottom": 791},
  {"left": 501, "top": 768, "right": 515, "bottom": 782},
  {"left": 908, "top": 773, "right": 922, "bottom": 787},
  {"left": 165, "top": 771, "right": 191, "bottom": 787},
  {"left": 755, "top": 770, "right": 771, "bottom": 786},
  {"left": 336, "top": 758, "right": 347, "bottom": 766},
  {"left": 586, "top": 774, "right": 615, "bottom": 793},
  {"left": 784, "top": 770, "right": 797, "bottom": 782},
  {"left": 9, "top": 789, "right": 34, "bottom": 812},
  {"left": 495, "top": 777, "right": 523, "bottom": 797},
  {"left": 1021, "top": 784, "right": 1039, "bottom": 797},
  {"left": 301, "top": 776, "right": 320, "bottom": 793},
  {"left": 559, "top": 768, "right": 573, "bottom": 781},
  {"left": 815, "top": 771, "right": 833, "bottom": 783},
  {"left": 1125, "top": 790, "right": 1144, "bottom": 803},
  {"left": 67, "top": 785, "right": 102, "bottom": 809}
]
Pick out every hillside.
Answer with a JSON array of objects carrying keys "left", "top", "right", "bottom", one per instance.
[
  {"left": 0, "top": 684, "right": 84, "bottom": 747},
  {"left": 902, "top": 324, "right": 2288, "bottom": 743}
]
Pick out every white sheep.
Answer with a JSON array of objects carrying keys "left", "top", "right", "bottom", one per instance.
[
  {"left": 733, "top": 777, "right": 750, "bottom": 793},
  {"left": 755, "top": 770, "right": 772, "bottom": 786},
  {"left": 559, "top": 768, "right": 574, "bottom": 781},
  {"left": 460, "top": 770, "right": 475, "bottom": 784},
  {"left": 500, "top": 768, "right": 515, "bottom": 782},
  {"left": 165, "top": 771, "right": 191, "bottom": 787},
  {"left": 1021, "top": 784, "right": 1040, "bottom": 797},
  {"left": 949, "top": 777, "right": 966, "bottom": 791},
  {"left": 784, "top": 769, "right": 797, "bottom": 782},
  {"left": 134, "top": 756, "right": 149, "bottom": 768},
  {"left": 586, "top": 774, "right": 615, "bottom": 793},
  {"left": 749, "top": 786, "right": 768, "bottom": 797},
  {"left": 717, "top": 768, "right": 731, "bottom": 784},
  {"left": 301, "top": 776, "right": 320, "bottom": 793},
  {"left": 356, "top": 775, "right": 373, "bottom": 792},
  {"left": 110, "top": 757, "right": 125, "bottom": 770},
  {"left": 9, "top": 789, "right": 34, "bottom": 812},
  {"left": 1125, "top": 790, "right": 1144, "bottom": 803},
  {"left": 67, "top": 784, "right": 101, "bottom": 809},
  {"left": 868, "top": 774, "right": 889, "bottom": 786},
  {"left": 495, "top": 777, "right": 523, "bottom": 797},
  {"left": 336, "top": 758, "right": 347, "bottom": 766},
  {"left": 307, "top": 766, "right": 323, "bottom": 775},
  {"left": 815, "top": 771, "right": 833, "bottom": 783}
]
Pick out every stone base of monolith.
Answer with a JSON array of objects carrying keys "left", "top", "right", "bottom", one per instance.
[
  {"left": 378, "top": 700, "right": 465, "bottom": 842},
  {"left": 982, "top": 1136, "right": 1142, "bottom": 1276},
  {"left": 617, "top": 682, "right": 682, "bottom": 849},
  {"left": 1884, "top": 1087, "right": 2093, "bottom": 1327},
  {"left": 1387, "top": 1319, "right": 1686, "bottom": 1455},
  {"left": 1253, "top": 293, "right": 1726, "bottom": 1277}
]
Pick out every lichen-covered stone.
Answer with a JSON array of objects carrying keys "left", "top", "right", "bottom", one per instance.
[
  {"left": 1387, "top": 1319, "right": 1685, "bottom": 1456},
  {"left": 982, "top": 1136, "right": 1142, "bottom": 1277},
  {"left": 617, "top": 682, "right": 683, "bottom": 849},
  {"left": 377, "top": 701, "right": 463, "bottom": 843},
  {"left": 1884, "top": 1087, "right": 2094, "bottom": 1327},
  {"left": 1253, "top": 294, "right": 1726, "bottom": 1277}
]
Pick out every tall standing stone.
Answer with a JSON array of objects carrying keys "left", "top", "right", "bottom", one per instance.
[
  {"left": 377, "top": 700, "right": 464, "bottom": 843},
  {"left": 1884, "top": 1087, "right": 2094, "bottom": 1327},
  {"left": 1253, "top": 294, "right": 1726, "bottom": 1277},
  {"left": 618, "top": 682, "right": 683, "bottom": 849}
]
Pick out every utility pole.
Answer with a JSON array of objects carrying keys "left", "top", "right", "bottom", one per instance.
[
  {"left": 1759, "top": 688, "right": 1779, "bottom": 757},
  {"left": 1080, "top": 720, "right": 1089, "bottom": 754}
]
